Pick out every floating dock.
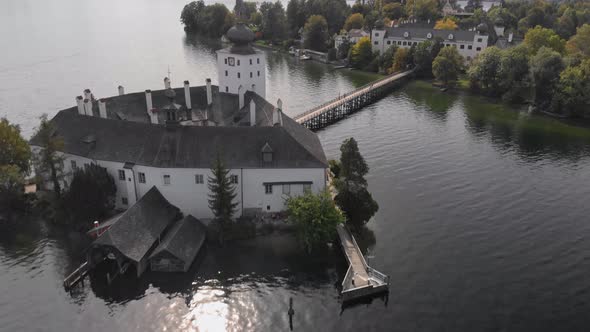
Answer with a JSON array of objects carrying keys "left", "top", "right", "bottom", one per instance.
[{"left": 336, "top": 224, "right": 389, "bottom": 302}]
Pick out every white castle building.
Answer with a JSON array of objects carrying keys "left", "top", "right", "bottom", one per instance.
[
  {"left": 371, "top": 22, "right": 490, "bottom": 61},
  {"left": 30, "top": 23, "right": 328, "bottom": 220}
]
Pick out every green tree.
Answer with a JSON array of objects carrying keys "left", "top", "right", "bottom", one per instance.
[
  {"left": 0, "top": 118, "right": 31, "bottom": 174},
  {"left": 334, "top": 138, "right": 378, "bottom": 228},
  {"left": 303, "top": 15, "right": 329, "bottom": 51},
  {"left": 32, "top": 115, "right": 64, "bottom": 198},
  {"left": 391, "top": 47, "right": 410, "bottom": 73},
  {"left": 344, "top": 13, "right": 364, "bottom": 31},
  {"left": 304, "top": 0, "right": 349, "bottom": 34},
  {"left": 524, "top": 25, "right": 566, "bottom": 55},
  {"left": 530, "top": 46, "right": 565, "bottom": 110},
  {"left": 379, "top": 45, "right": 397, "bottom": 74},
  {"left": 405, "top": 0, "right": 438, "bottom": 22},
  {"left": 286, "top": 0, "right": 306, "bottom": 37},
  {"left": 260, "top": 1, "right": 288, "bottom": 42},
  {"left": 468, "top": 46, "right": 503, "bottom": 94},
  {"left": 556, "top": 8, "right": 579, "bottom": 39},
  {"left": 499, "top": 44, "right": 530, "bottom": 102},
  {"left": 180, "top": 0, "right": 205, "bottom": 32},
  {"left": 349, "top": 37, "right": 374, "bottom": 70},
  {"left": 553, "top": 59, "right": 590, "bottom": 117},
  {"left": 432, "top": 46, "right": 464, "bottom": 86},
  {"left": 286, "top": 190, "right": 345, "bottom": 253},
  {"left": 413, "top": 39, "right": 441, "bottom": 77},
  {"left": 0, "top": 165, "right": 25, "bottom": 212},
  {"left": 337, "top": 38, "right": 351, "bottom": 60},
  {"left": 566, "top": 24, "right": 590, "bottom": 59},
  {"left": 208, "top": 154, "right": 238, "bottom": 244},
  {"left": 383, "top": 3, "right": 403, "bottom": 21},
  {"left": 63, "top": 164, "right": 116, "bottom": 228}
]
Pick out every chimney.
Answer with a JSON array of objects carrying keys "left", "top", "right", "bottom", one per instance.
[
  {"left": 76, "top": 96, "right": 84, "bottom": 115},
  {"left": 98, "top": 99, "right": 107, "bottom": 118},
  {"left": 118, "top": 85, "right": 125, "bottom": 95},
  {"left": 238, "top": 85, "right": 245, "bottom": 109},
  {"left": 184, "top": 80, "right": 192, "bottom": 109},
  {"left": 251, "top": 84, "right": 256, "bottom": 95},
  {"left": 84, "top": 89, "right": 92, "bottom": 101},
  {"left": 145, "top": 90, "right": 153, "bottom": 112},
  {"left": 164, "top": 77, "right": 171, "bottom": 89},
  {"left": 206, "top": 78, "right": 212, "bottom": 105},
  {"left": 83, "top": 98, "right": 92, "bottom": 116},
  {"left": 277, "top": 98, "right": 283, "bottom": 126},
  {"left": 250, "top": 99, "right": 256, "bottom": 126}
]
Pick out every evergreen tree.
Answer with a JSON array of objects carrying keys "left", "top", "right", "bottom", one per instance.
[
  {"left": 208, "top": 154, "right": 238, "bottom": 244},
  {"left": 32, "top": 114, "right": 65, "bottom": 198},
  {"left": 334, "top": 138, "right": 379, "bottom": 228}
]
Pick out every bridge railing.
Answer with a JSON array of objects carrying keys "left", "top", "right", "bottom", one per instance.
[{"left": 294, "top": 70, "right": 413, "bottom": 121}]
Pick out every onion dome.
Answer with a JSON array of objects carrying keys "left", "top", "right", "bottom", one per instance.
[
  {"left": 226, "top": 23, "right": 255, "bottom": 45},
  {"left": 477, "top": 23, "right": 488, "bottom": 33}
]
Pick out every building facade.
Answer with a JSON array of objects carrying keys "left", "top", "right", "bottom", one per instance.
[{"left": 371, "top": 23, "right": 489, "bottom": 61}]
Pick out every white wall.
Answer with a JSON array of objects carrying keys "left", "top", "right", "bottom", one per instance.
[
  {"left": 217, "top": 49, "right": 266, "bottom": 99},
  {"left": 39, "top": 149, "right": 327, "bottom": 220}
]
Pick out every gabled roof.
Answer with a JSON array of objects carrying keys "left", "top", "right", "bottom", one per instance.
[
  {"left": 93, "top": 187, "right": 180, "bottom": 262},
  {"left": 149, "top": 215, "right": 206, "bottom": 263},
  {"left": 383, "top": 26, "right": 478, "bottom": 43}
]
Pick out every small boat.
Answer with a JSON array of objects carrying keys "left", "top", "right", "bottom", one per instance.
[{"left": 300, "top": 54, "right": 311, "bottom": 61}]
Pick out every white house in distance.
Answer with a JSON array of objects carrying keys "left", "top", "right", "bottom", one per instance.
[
  {"left": 371, "top": 21, "right": 490, "bottom": 61},
  {"left": 334, "top": 29, "right": 370, "bottom": 50},
  {"left": 30, "top": 23, "right": 328, "bottom": 221}
]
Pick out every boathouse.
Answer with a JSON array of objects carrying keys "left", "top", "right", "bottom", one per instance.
[
  {"left": 149, "top": 215, "right": 206, "bottom": 272},
  {"left": 87, "top": 186, "right": 182, "bottom": 277}
]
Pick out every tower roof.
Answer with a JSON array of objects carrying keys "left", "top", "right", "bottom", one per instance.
[{"left": 226, "top": 23, "right": 256, "bottom": 55}]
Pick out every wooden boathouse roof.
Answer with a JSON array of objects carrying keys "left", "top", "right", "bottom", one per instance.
[{"left": 149, "top": 215, "right": 206, "bottom": 264}]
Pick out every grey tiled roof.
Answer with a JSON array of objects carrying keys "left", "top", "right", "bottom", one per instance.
[
  {"left": 93, "top": 186, "right": 181, "bottom": 263},
  {"left": 30, "top": 104, "right": 328, "bottom": 169},
  {"left": 384, "top": 27, "right": 477, "bottom": 43},
  {"left": 149, "top": 215, "right": 206, "bottom": 264}
]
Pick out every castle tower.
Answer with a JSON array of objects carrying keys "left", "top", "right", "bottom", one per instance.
[{"left": 217, "top": 23, "right": 266, "bottom": 99}]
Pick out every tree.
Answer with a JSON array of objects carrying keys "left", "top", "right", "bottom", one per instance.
[
  {"left": 260, "top": 1, "right": 288, "bottom": 42},
  {"left": 303, "top": 0, "right": 349, "bottom": 34},
  {"left": 432, "top": 46, "right": 464, "bottom": 86},
  {"left": 413, "top": 39, "right": 441, "bottom": 77},
  {"left": 63, "top": 164, "right": 116, "bottom": 228},
  {"left": 344, "top": 13, "right": 364, "bottom": 31},
  {"left": 0, "top": 118, "right": 31, "bottom": 174},
  {"left": 383, "top": 3, "right": 403, "bottom": 21},
  {"left": 303, "top": 15, "right": 329, "bottom": 51},
  {"left": 0, "top": 165, "right": 25, "bottom": 212},
  {"left": 333, "top": 138, "right": 378, "bottom": 228},
  {"left": 286, "top": 190, "right": 345, "bottom": 253},
  {"left": 286, "top": 0, "right": 306, "bottom": 37},
  {"left": 530, "top": 46, "right": 565, "bottom": 110},
  {"left": 32, "top": 115, "right": 64, "bottom": 198},
  {"left": 468, "top": 46, "right": 503, "bottom": 94},
  {"left": 434, "top": 17, "right": 458, "bottom": 30},
  {"left": 349, "top": 37, "right": 375, "bottom": 70},
  {"left": 337, "top": 38, "right": 351, "bottom": 60},
  {"left": 555, "top": 8, "right": 578, "bottom": 39},
  {"left": 566, "top": 24, "right": 590, "bottom": 59},
  {"left": 180, "top": 0, "right": 205, "bottom": 32},
  {"left": 524, "top": 25, "right": 566, "bottom": 55},
  {"left": 208, "top": 154, "right": 238, "bottom": 244},
  {"left": 553, "top": 59, "right": 590, "bottom": 117},
  {"left": 379, "top": 45, "right": 397, "bottom": 74},
  {"left": 180, "top": 1, "right": 234, "bottom": 38},
  {"left": 391, "top": 47, "right": 410, "bottom": 73},
  {"left": 234, "top": 1, "right": 257, "bottom": 22},
  {"left": 499, "top": 44, "right": 530, "bottom": 102},
  {"left": 404, "top": 0, "right": 438, "bottom": 22}
]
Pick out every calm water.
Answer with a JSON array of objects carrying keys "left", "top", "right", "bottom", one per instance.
[{"left": 2, "top": 0, "right": 590, "bottom": 331}]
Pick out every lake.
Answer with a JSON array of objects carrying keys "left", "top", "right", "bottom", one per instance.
[{"left": 2, "top": 0, "right": 590, "bottom": 331}]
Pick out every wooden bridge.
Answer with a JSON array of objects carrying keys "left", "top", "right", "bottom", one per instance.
[
  {"left": 294, "top": 70, "right": 414, "bottom": 130},
  {"left": 336, "top": 224, "right": 389, "bottom": 302}
]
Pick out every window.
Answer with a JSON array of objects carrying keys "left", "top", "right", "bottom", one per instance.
[
  {"left": 468, "top": 45, "right": 473, "bottom": 50},
  {"left": 249, "top": 59, "right": 252, "bottom": 65},
  {"left": 398, "top": 41, "right": 401, "bottom": 45},
  {"left": 476, "top": 47, "right": 481, "bottom": 51},
  {"left": 263, "top": 152, "right": 273, "bottom": 163},
  {"left": 237, "top": 72, "right": 240, "bottom": 78},
  {"left": 257, "top": 71, "right": 260, "bottom": 77},
  {"left": 250, "top": 72, "right": 253, "bottom": 78},
  {"left": 257, "top": 58, "right": 260, "bottom": 64},
  {"left": 122, "top": 197, "right": 128, "bottom": 205},
  {"left": 71, "top": 160, "right": 77, "bottom": 171},
  {"left": 303, "top": 183, "right": 311, "bottom": 193},
  {"left": 225, "top": 70, "right": 228, "bottom": 76},
  {"left": 195, "top": 174, "right": 204, "bottom": 184},
  {"left": 265, "top": 184, "right": 273, "bottom": 194},
  {"left": 237, "top": 59, "right": 240, "bottom": 66},
  {"left": 477, "top": 38, "right": 483, "bottom": 42},
  {"left": 138, "top": 172, "right": 146, "bottom": 183},
  {"left": 374, "top": 41, "right": 378, "bottom": 45},
  {"left": 460, "top": 44, "right": 465, "bottom": 49},
  {"left": 387, "top": 41, "right": 391, "bottom": 45},
  {"left": 224, "top": 58, "right": 227, "bottom": 64},
  {"left": 403, "top": 41, "right": 407, "bottom": 46},
  {"left": 163, "top": 174, "right": 171, "bottom": 185},
  {"left": 230, "top": 175, "right": 238, "bottom": 184},
  {"left": 226, "top": 86, "right": 229, "bottom": 92},
  {"left": 282, "top": 184, "right": 290, "bottom": 195},
  {"left": 118, "top": 170, "right": 125, "bottom": 181},
  {"left": 374, "top": 32, "right": 379, "bottom": 37}
]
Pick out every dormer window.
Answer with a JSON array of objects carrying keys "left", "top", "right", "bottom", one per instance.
[
  {"left": 448, "top": 33, "right": 454, "bottom": 40},
  {"left": 403, "top": 31, "right": 409, "bottom": 38},
  {"left": 427, "top": 33, "right": 432, "bottom": 39},
  {"left": 261, "top": 142, "right": 273, "bottom": 165}
]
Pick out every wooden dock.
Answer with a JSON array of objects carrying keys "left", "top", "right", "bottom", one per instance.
[
  {"left": 337, "top": 224, "right": 389, "bottom": 302},
  {"left": 63, "top": 261, "right": 89, "bottom": 290},
  {"left": 294, "top": 70, "right": 414, "bottom": 130}
]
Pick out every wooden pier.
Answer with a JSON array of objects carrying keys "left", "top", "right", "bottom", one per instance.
[
  {"left": 63, "top": 261, "right": 89, "bottom": 290},
  {"left": 336, "top": 224, "right": 389, "bottom": 302},
  {"left": 294, "top": 70, "right": 414, "bottom": 130}
]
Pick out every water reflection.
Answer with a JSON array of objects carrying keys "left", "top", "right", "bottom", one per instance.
[{"left": 402, "top": 81, "right": 459, "bottom": 122}]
